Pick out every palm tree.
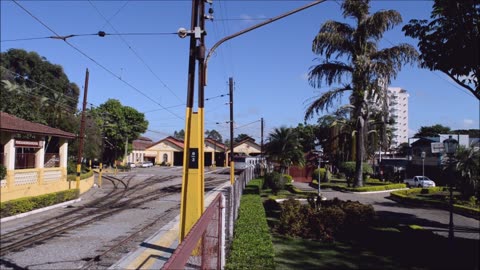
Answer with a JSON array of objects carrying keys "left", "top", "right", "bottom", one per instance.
[
  {"left": 304, "top": 0, "right": 417, "bottom": 187},
  {"left": 264, "top": 127, "right": 305, "bottom": 174},
  {"left": 455, "top": 146, "right": 479, "bottom": 199}
]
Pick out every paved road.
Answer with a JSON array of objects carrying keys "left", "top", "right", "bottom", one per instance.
[{"left": 293, "top": 182, "right": 479, "bottom": 240}]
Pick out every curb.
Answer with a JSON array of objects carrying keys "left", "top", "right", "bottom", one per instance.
[
  {"left": 0, "top": 198, "right": 82, "bottom": 223},
  {"left": 349, "top": 188, "right": 410, "bottom": 194}
]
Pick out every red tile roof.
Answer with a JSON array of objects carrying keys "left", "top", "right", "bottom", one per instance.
[
  {"left": 0, "top": 112, "right": 76, "bottom": 139},
  {"left": 132, "top": 137, "right": 153, "bottom": 150},
  {"left": 149, "top": 136, "right": 184, "bottom": 150},
  {"left": 205, "top": 138, "right": 226, "bottom": 150}
]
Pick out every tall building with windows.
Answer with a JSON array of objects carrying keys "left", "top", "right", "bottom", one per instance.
[{"left": 387, "top": 87, "right": 409, "bottom": 148}]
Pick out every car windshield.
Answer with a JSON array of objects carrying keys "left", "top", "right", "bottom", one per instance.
[{"left": 418, "top": 176, "right": 430, "bottom": 180}]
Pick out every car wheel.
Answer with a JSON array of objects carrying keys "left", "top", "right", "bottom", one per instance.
[
  {"left": 418, "top": 184, "right": 422, "bottom": 188},
  {"left": 406, "top": 183, "right": 410, "bottom": 188}
]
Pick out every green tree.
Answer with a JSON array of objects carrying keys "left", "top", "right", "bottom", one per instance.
[
  {"left": 93, "top": 99, "right": 148, "bottom": 165},
  {"left": 455, "top": 146, "right": 479, "bottom": 199},
  {"left": 304, "top": 0, "right": 417, "bottom": 187},
  {"left": 205, "top": 129, "right": 223, "bottom": 142},
  {"left": 0, "top": 49, "right": 80, "bottom": 131},
  {"left": 403, "top": 0, "right": 479, "bottom": 99},
  {"left": 235, "top": 133, "right": 253, "bottom": 143},
  {"left": 173, "top": 129, "right": 185, "bottom": 140},
  {"left": 293, "top": 123, "right": 318, "bottom": 153},
  {"left": 414, "top": 124, "right": 451, "bottom": 138},
  {"left": 265, "top": 127, "right": 305, "bottom": 174}
]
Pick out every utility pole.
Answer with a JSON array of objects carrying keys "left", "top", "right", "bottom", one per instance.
[
  {"left": 76, "top": 68, "right": 89, "bottom": 190},
  {"left": 179, "top": 0, "right": 206, "bottom": 242},
  {"left": 229, "top": 77, "right": 234, "bottom": 184},
  {"left": 124, "top": 136, "right": 128, "bottom": 165},
  {"left": 261, "top": 117, "right": 264, "bottom": 157}
]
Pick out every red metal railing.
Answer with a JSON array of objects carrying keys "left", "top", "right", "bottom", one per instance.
[{"left": 162, "top": 193, "right": 224, "bottom": 270}]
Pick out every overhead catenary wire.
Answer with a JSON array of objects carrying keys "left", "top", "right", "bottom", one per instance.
[
  {"left": 88, "top": 0, "right": 183, "bottom": 103},
  {"left": 12, "top": 0, "right": 184, "bottom": 121}
]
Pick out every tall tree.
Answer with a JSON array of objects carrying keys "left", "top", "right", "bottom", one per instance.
[
  {"left": 0, "top": 49, "right": 80, "bottom": 131},
  {"left": 403, "top": 0, "right": 479, "bottom": 99},
  {"left": 414, "top": 124, "right": 451, "bottom": 138},
  {"left": 235, "top": 133, "right": 253, "bottom": 143},
  {"left": 293, "top": 123, "right": 318, "bottom": 153},
  {"left": 93, "top": 99, "right": 148, "bottom": 165},
  {"left": 264, "top": 127, "right": 304, "bottom": 174},
  {"left": 173, "top": 129, "right": 185, "bottom": 140},
  {"left": 304, "top": 0, "right": 417, "bottom": 187},
  {"left": 205, "top": 129, "right": 223, "bottom": 142}
]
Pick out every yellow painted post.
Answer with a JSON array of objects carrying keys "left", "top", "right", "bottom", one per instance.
[
  {"left": 180, "top": 112, "right": 205, "bottom": 241},
  {"left": 89, "top": 159, "right": 92, "bottom": 171},
  {"left": 99, "top": 163, "right": 103, "bottom": 187},
  {"left": 75, "top": 164, "right": 81, "bottom": 189},
  {"left": 230, "top": 161, "right": 235, "bottom": 185}
]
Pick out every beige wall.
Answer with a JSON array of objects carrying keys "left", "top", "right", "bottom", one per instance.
[
  {"left": 146, "top": 141, "right": 183, "bottom": 165},
  {"left": 1, "top": 168, "right": 94, "bottom": 203}
]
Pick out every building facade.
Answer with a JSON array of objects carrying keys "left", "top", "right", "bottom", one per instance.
[{"left": 387, "top": 87, "right": 409, "bottom": 148}]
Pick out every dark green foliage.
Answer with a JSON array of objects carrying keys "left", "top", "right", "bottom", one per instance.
[
  {"left": 0, "top": 164, "right": 6, "bottom": 179},
  {"left": 282, "top": 174, "right": 293, "bottom": 184},
  {"left": 340, "top": 162, "right": 373, "bottom": 185},
  {"left": 0, "top": 189, "right": 79, "bottom": 218},
  {"left": 413, "top": 124, "right": 451, "bottom": 138},
  {"left": 403, "top": 0, "right": 479, "bottom": 99},
  {"left": 226, "top": 184, "right": 275, "bottom": 269},
  {"left": 313, "top": 168, "right": 331, "bottom": 183},
  {"left": 263, "top": 172, "right": 287, "bottom": 195},
  {"left": 263, "top": 198, "right": 281, "bottom": 213},
  {"left": 276, "top": 198, "right": 376, "bottom": 241}
]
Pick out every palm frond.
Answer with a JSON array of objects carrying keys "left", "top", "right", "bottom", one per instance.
[
  {"left": 371, "top": 44, "right": 418, "bottom": 79},
  {"left": 313, "top": 20, "right": 354, "bottom": 60},
  {"left": 308, "top": 61, "right": 353, "bottom": 88},
  {"left": 304, "top": 85, "right": 353, "bottom": 121},
  {"left": 361, "top": 10, "right": 402, "bottom": 41},
  {"left": 342, "top": 0, "right": 369, "bottom": 21}
]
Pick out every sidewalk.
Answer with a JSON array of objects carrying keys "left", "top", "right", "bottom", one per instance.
[{"left": 291, "top": 181, "right": 317, "bottom": 192}]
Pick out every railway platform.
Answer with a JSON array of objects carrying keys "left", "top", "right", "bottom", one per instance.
[{"left": 109, "top": 182, "right": 229, "bottom": 269}]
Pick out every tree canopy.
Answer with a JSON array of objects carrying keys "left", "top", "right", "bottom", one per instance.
[
  {"left": 403, "top": 0, "right": 480, "bottom": 99},
  {"left": 0, "top": 49, "right": 80, "bottom": 131},
  {"left": 414, "top": 124, "right": 451, "bottom": 138},
  {"left": 235, "top": 133, "right": 254, "bottom": 143},
  {"left": 205, "top": 129, "right": 223, "bottom": 142},
  {"left": 305, "top": 0, "right": 417, "bottom": 187},
  {"left": 173, "top": 129, "right": 185, "bottom": 140},
  {"left": 92, "top": 99, "right": 148, "bottom": 164}
]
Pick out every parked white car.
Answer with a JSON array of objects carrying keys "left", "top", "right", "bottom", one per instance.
[
  {"left": 140, "top": 161, "right": 153, "bottom": 168},
  {"left": 404, "top": 176, "right": 436, "bottom": 188}
]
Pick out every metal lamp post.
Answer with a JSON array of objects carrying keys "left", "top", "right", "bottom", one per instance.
[
  {"left": 421, "top": 151, "right": 426, "bottom": 177},
  {"left": 443, "top": 135, "right": 458, "bottom": 242}
]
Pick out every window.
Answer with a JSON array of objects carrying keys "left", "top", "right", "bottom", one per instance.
[{"left": 163, "top": 153, "right": 168, "bottom": 163}]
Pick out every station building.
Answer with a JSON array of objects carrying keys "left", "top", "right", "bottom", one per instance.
[{"left": 0, "top": 112, "right": 93, "bottom": 202}]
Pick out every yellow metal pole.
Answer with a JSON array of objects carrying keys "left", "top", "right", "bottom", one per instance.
[
  {"left": 230, "top": 161, "right": 235, "bottom": 185},
  {"left": 99, "top": 163, "right": 103, "bottom": 187},
  {"left": 114, "top": 163, "right": 117, "bottom": 176}
]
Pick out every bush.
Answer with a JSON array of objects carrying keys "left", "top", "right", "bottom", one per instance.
[
  {"left": 67, "top": 170, "right": 94, "bottom": 181},
  {"left": 263, "top": 198, "right": 281, "bottom": 212},
  {"left": 276, "top": 198, "right": 376, "bottom": 242},
  {"left": 282, "top": 174, "right": 293, "bottom": 184},
  {"left": 342, "top": 183, "right": 406, "bottom": 192},
  {"left": 226, "top": 185, "right": 275, "bottom": 269},
  {"left": 0, "top": 164, "right": 6, "bottom": 180},
  {"left": 313, "top": 168, "right": 331, "bottom": 183},
  {"left": 263, "top": 172, "right": 286, "bottom": 195},
  {"left": 245, "top": 178, "right": 263, "bottom": 194},
  {"left": 0, "top": 189, "right": 79, "bottom": 218},
  {"left": 340, "top": 162, "right": 373, "bottom": 185}
]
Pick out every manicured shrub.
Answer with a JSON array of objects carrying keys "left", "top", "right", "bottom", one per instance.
[
  {"left": 0, "top": 189, "right": 79, "bottom": 218},
  {"left": 276, "top": 197, "right": 376, "bottom": 242},
  {"left": 226, "top": 183, "right": 275, "bottom": 269},
  {"left": 263, "top": 172, "right": 286, "bottom": 195},
  {"left": 313, "top": 168, "right": 331, "bottom": 183},
  {"left": 67, "top": 170, "right": 94, "bottom": 181},
  {"left": 244, "top": 178, "right": 263, "bottom": 194},
  {"left": 263, "top": 198, "right": 281, "bottom": 212},
  {"left": 340, "top": 162, "right": 373, "bottom": 184},
  {"left": 282, "top": 174, "right": 293, "bottom": 184}
]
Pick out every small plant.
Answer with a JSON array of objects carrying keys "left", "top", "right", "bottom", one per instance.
[{"left": 263, "top": 172, "right": 286, "bottom": 195}]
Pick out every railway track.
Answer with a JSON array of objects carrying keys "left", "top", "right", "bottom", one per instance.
[
  {"left": 0, "top": 174, "right": 178, "bottom": 256},
  {"left": 0, "top": 171, "right": 230, "bottom": 269}
]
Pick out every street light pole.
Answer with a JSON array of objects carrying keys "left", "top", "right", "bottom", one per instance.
[
  {"left": 443, "top": 135, "right": 458, "bottom": 243},
  {"left": 421, "top": 151, "right": 425, "bottom": 177}
]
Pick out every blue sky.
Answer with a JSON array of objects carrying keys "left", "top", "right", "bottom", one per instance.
[{"left": 1, "top": 0, "right": 478, "bottom": 143}]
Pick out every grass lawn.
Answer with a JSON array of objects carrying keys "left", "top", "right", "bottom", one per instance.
[{"left": 271, "top": 226, "right": 479, "bottom": 270}]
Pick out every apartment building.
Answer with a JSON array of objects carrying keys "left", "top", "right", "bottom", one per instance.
[{"left": 387, "top": 87, "right": 409, "bottom": 148}]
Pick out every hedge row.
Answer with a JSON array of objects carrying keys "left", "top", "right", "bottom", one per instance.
[
  {"left": 390, "top": 189, "right": 479, "bottom": 220},
  {"left": 0, "top": 189, "right": 79, "bottom": 218},
  {"left": 342, "top": 183, "right": 406, "bottom": 192},
  {"left": 67, "top": 170, "right": 94, "bottom": 181},
  {"left": 225, "top": 179, "right": 275, "bottom": 270}
]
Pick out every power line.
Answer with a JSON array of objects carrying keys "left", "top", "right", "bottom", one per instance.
[
  {"left": 1, "top": 32, "right": 178, "bottom": 42},
  {"left": 88, "top": 0, "right": 183, "bottom": 103},
  {"left": 12, "top": 0, "right": 184, "bottom": 121}
]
